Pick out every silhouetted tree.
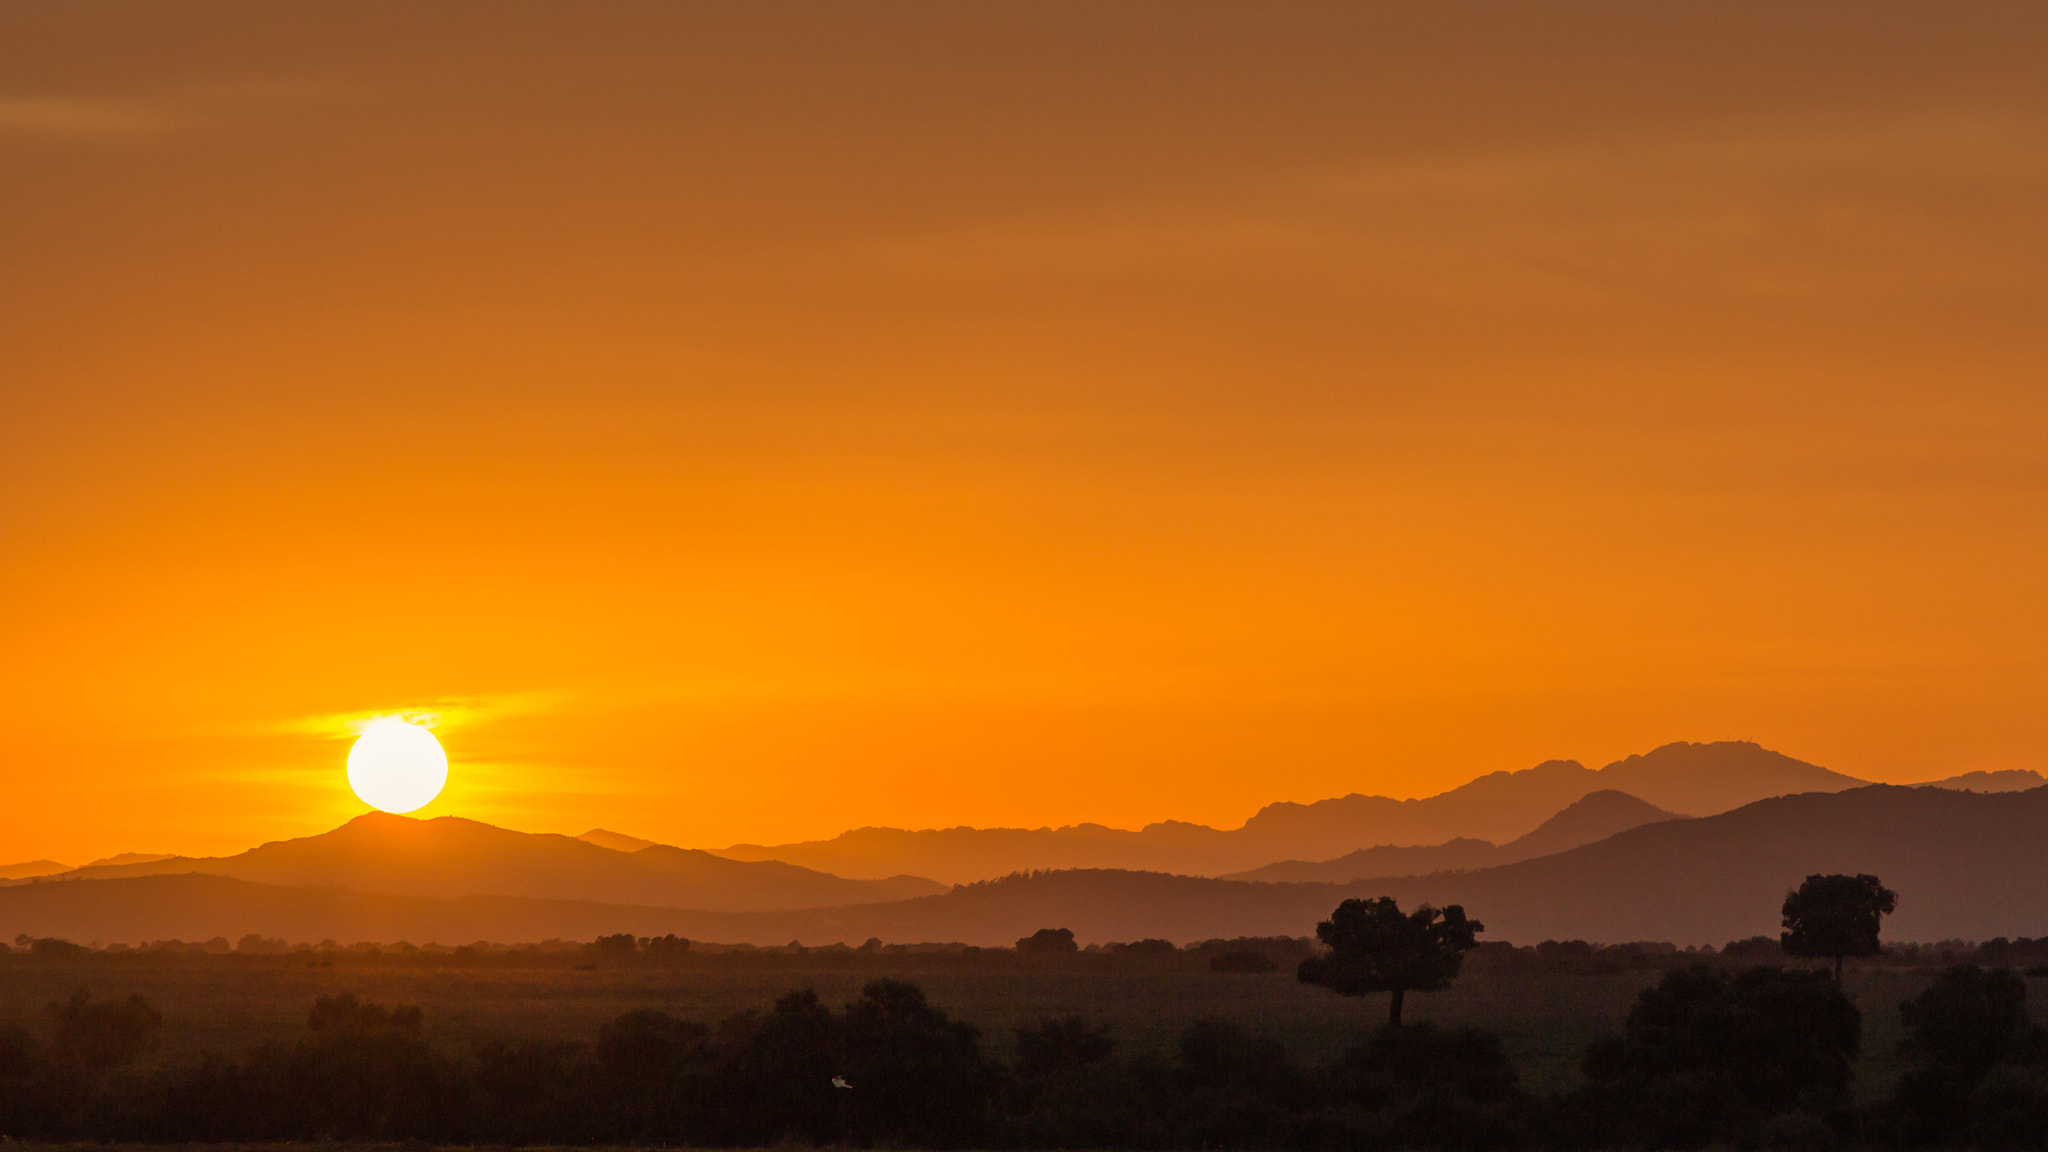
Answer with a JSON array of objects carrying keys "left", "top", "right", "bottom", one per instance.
[
  {"left": 1322, "top": 1021, "right": 1530, "bottom": 1150},
  {"left": 643, "top": 933, "right": 690, "bottom": 956},
  {"left": 47, "top": 989, "right": 160, "bottom": 1076},
  {"left": 598, "top": 1008, "right": 712, "bottom": 1088},
  {"left": 1900, "top": 965, "right": 2046, "bottom": 1081},
  {"left": 1001, "top": 1016, "right": 1134, "bottom": 1146},
  {"left": 588, "top": 932, "right": 639, "bottom": 957},
  {"left": 1580, "top": 965, "right": 1860, "bottom": 1145},
  {"left": 0, "top": 1027, "right": 37, "bottom": 1082},
  {"left": 474, "top": 1037, "right": 603, "bottom": 1144},
  {"left": 1330, "top": 1020, "right": 1518, "bottom": 1108},
  {"left": 0, "top": 1023, "right": 43, "bottom": 1139},
  {"left": 283, "top": 993, "right": 459, "bottom": 1139},
  {"left": 721, "top": 989, "right": 842, "bottom": 1145},
  {"left": 1015, "top": 1016, "right": 1115, "bottom": 1082},
  {"left": 1016, "top": 927, "right": 1079, "bottom": 953},
  {"left": 838, "top": 979, "right": 996, "bottom": 1147},
  {"left": 23, "top": 937, "right": 88, "bottom": 960},
  {"left": 1780, "top": 872, "right": 1897, "bottom": 979},
  {"left": 306, "top": 992, "right": 421, "bottom": 1034},
  {"left": 596, "top": 1008, "right": 714, "bottom": 1139},
  {"left": 1172, "top": 1018, "right": 1303, "bottom": 1147},
  {"left": 1298, "top": 897, "right": 1483, "bottom": 1026},
  {"left": 1887, "top": 964, "right": 2048, "bottom": 1145}
]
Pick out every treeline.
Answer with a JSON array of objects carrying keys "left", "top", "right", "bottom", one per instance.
[
  {"left": 11, "top": 932, "right": 2047, "bottom": 972},
  {"left": 0, "top": 933, "right": 1322, "bottom": 970},
  {"left": 1, "top": 967, "right": 2046, "bottom": 1147}
]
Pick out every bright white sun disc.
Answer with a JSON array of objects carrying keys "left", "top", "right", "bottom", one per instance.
[{"left": 346, "top": 720, "right": 449, "bottom": 813}]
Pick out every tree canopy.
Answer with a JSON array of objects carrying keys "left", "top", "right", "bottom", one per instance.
[
  {"left": 1781, "top": 873, "right": 1898, "bottom": 978},
  {"left": 1297, "top": 896, "right": 1483, "bottom": 1026},
  {"left": 1016, "top": 928, "right": 1078, "bottom": 954},
  {"left": 47, "top": 989, "right": 160, "bottom": 1076},
  {"left": 1581, "top": 965, "right": 1862, "bottom": 1145}
]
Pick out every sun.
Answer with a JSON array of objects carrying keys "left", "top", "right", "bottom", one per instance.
[{"left": 346, "top": 719, "right": 449, "bottom": 813}]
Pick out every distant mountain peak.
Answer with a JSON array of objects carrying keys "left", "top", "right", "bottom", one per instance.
[
  {"left": 1591, "top": 741, "right": 1866, "bottom": 816},
  {"left": 34, "top": 814, "right": 944, "bottom": 912},
  {"left": 1636, "top": 738, "right": 1758, "bottom": 757},
  {"left": 579, "top": 828, "right": 663, "bottom": 854},
  {"left": 81, "top": 852, "right": 173, "bottom": 868},
  {"left": 1496, "top": 789, "right": 1681, "bottom": 863},
  {"left": 1545, "top": 788, "right": 1675, "bottom": 815},
  {"left": 337, "top": 810, "right": 428, "bottom": 832},
  {"left": 1911, "top": 769, "right": 2045, "bottom": 793},
  {"left": 1466, "top": 758, "right": 1590, "bottom": 783},
  {"left": 0, "top": 860, "right": 74, "bottom": 881}
]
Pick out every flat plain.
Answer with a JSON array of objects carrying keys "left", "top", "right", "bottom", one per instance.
[{"left": 1, "top": 951, "right": 2027, "bottom": 1099}]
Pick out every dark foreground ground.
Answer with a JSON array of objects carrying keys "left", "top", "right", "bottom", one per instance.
[{"left": 1, "top": 948, "right": 2036, "bottom": 1099}]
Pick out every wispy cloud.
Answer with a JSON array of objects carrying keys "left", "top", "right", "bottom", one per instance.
[
  {"left": 0, "top": 97, "right": 182, "bottom": 136},
  {"left": 275, "top": 692, "right": 567, "bottom": 741},
  {"left": 0, "top": 80, "right": 362, "bottom": 140}
]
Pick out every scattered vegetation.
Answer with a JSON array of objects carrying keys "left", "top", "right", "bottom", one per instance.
[{"left": 7, "top": 872, "right": 2048, "bottom": 1146}]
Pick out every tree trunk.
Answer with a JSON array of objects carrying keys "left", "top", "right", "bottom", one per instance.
[
  {"left": 1834, "top": 954, "right": 1844, "bottom": 981},
  {"left": 1388, "top": 987, "right": 1405, "bottom": 1027}
]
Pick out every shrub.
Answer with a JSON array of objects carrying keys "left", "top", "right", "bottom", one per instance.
[
  {"left": 1579, "top": 966, "right": 1859, "bottom": 1146},
  {"left": 1016, "top": 927, "right": 1079, "bottom": 953}
]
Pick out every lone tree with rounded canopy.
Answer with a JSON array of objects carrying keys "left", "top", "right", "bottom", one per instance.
[
  {"left": 1298, "top": 896, "right": 1483, "bottom": 1026},
  {"left": 1781, "top": 872, "right": 1897, "bottom": 980}
]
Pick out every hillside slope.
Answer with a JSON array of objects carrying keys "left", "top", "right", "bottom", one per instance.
[
  {"left": 1360, "top": 784, "right": 2048, "bottom": 944},
  {"left": 0, "top": 860, "right": 72, "bottom": 881},
  {"left": 23, "top": 814, "right": 943, "bottom": 912},
  {"left": 1496, "top": 790, "right": 1683, "bottom": 863},
  {"left": 1223, "top": 789, "right": 1682, "bottom": 883},
  {"left": 1221, "top": 839, "right": 1499, "bottom": 885}
]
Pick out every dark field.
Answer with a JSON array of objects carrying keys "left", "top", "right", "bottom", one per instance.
[{"left": 2, "top": 951, "right": 2035, "bottom": 1099}]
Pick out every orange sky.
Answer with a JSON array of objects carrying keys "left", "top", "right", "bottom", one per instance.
[{"left": 3, "top": 2, "right": 2046, "bottom": 864}]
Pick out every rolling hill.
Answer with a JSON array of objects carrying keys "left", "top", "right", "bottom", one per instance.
[
  {"left": 1352, "top": 784, "right": 2048, "bottom": 944},
  {"left": 1220, "top": 839, "right": 1499, "bottom": 886},
  {"left": 0, "top": 860, "right": 72, "bottom": 882},
  {"left": 0, "top": 868, "right": 1356, "bottom": 949},
  {"left": 712, "top": 784, "right": 2048, "bottom": 946},
  {"left": 15, "top": 813, "right": 944, "bottom": 912},
  {"left": 1492, "top": 789, "right": 1683, "bottom": 861},
  {"left": 1918, "top": 769, "right": 2045, "bottom": 793}
]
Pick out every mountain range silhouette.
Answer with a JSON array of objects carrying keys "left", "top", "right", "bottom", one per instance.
[
  {"left": 4, "top": 784, "right": 2045, "bottom": 947},
  {"left": 2, "top": 742, "right": 2040, "bottom": 946},
  {"left": 1219, "top": 789, "right": 1682, "bottom": 882},
  {"left": 705, "top": 741, "right": 2018, "bottom": 882},
  {"left": 10, "top": 814, "right": 944, "bottom": 911}
]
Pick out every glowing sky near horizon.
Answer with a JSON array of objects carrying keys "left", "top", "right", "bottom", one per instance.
[{"left": 2, "top": 1, "right": 2046, "bottom": 863}]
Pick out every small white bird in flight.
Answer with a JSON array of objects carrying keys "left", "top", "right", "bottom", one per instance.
[{"left": 832, "top": 1076, "right": 852, "bottom": 1089}]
